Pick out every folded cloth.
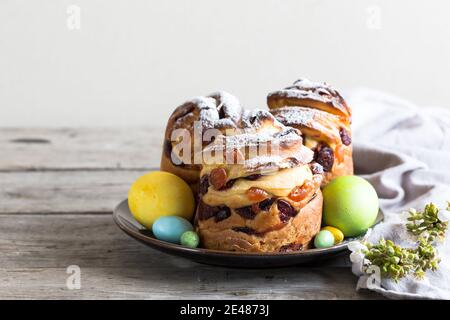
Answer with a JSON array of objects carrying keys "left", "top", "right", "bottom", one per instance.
[{"left": 345, "top": 88, "right": 450, "bottom": 299}]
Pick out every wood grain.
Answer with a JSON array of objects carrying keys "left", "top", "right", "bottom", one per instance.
[
  {"left": 0, "top": 214, "right": 379, "bottom": 299},
  {"left": 0, "top": 170, "right": 146, "bottom": 214},
  {"left": 0, "top": 127, "right": 163, "bottom": 171}
]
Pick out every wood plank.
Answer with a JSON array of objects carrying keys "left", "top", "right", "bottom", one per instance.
[
  {"left": 0, "top": 214, "right": 380, "bottom": 299},
  {"left": 0, "top": 170, "right": 147, "bottom": 214},
  {"left": 0, "top": 127, "right": 164, "bottom": 171}
]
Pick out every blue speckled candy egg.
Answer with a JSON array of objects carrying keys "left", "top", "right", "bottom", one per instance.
[
  {"left": 152, "top": 216, "right": 193, "bottom": 244},
  {"left": 314, "top": 230, "right": 335, "bottom": 249}
]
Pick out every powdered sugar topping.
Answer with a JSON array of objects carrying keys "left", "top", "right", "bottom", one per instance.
[
  {"left": 267, "top": 78, "right": 350, "bottom": 116},
  {"left": 201, "top": 110, "right": 314, "bottom": 171}
]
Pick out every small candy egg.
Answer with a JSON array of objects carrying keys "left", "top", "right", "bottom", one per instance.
[
  {"left": 152, "top": 216, "right": 193, "bottom": 244},
  {"left": 321, "top": 226, "right": 344, "bottom": 244},
  {"left": 314, "top": 230, "right": 335, "bottom": 249},
  {"left": 180, "top": 231, "right": 200, "bottom": 248}
]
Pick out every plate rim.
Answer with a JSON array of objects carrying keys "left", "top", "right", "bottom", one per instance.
[{"left": 113, "top": 199, "right": 359, "bottom": 258}]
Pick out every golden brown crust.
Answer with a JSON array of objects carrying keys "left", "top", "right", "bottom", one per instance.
[
  {"left": 194, "top": 108, "right": 324, "bottom": 252},
  {"left": 267, "top": 78, "right": 351, "bottom": 122},
  {"left": 197, "top": 190, "right": 323, "bottom": 252},
  {"left": 267, "top": 79, "right": 353, "bottom": 185},
  {"left": 271, "top": 107, "right": 343, "bottom": 145},
  {"left": 196, "top": 157, "right": 323, "bottom": 252},
  {"left": 160, "top": 91, "right": 243, "bottom": 190},
  {"left": 201, "top": 126, "right": 314, "bottom": 179},
  {"left": 270, "top": 106, "right": 353, "bottom": 184},
  {"left": 323, "top": 147, "right": 353, "bottom": 183}
]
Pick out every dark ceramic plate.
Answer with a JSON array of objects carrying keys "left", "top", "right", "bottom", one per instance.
[{"left": 113, "top": 199, "right": 382, "bottom": 268}]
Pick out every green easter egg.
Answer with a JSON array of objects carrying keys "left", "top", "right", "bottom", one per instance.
[
  {"left": 323, "top": 176, "right": 379, "bottom": 237},
  {"left": 180, "top": 231, "right": 200, "bottom": 248}
]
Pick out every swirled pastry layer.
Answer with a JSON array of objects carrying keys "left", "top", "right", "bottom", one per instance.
[{"left": 201, "top": 165, "right": 312, "bottom": 208}]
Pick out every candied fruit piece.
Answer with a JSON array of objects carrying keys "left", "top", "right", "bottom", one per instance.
[
  {"left": 209, "top": 168, "right": 228, "bottom": 189},
  {"left": 289, "top": 180, "right": 317, "bottom": 202},
  {"left": 246, "top": 187, "right": 269, "bottom": 202}
]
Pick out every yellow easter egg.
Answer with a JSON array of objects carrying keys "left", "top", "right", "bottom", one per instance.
[
  {"left": 128, "top": 171, "right": 195, "bottom": 229},
  {"left": 321, "top": 226, "right": 344, "bottom": 244}
]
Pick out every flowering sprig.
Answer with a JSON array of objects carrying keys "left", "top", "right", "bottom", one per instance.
[
  {"left": 359, "top": 201, "right": 448, "bottom": 282},
  {"left": 406, "top": 203, "right": 448, "bottom": 242},
  {"left": 363, "top": 239, "right": 415, "bottom": 282}
]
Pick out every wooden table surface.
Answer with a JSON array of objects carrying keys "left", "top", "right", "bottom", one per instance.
[{"left": 0, "top": 128, "right": 381, "bottom": 299}]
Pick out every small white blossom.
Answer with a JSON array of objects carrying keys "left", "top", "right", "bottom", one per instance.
[
  {"left": 349, "top": 251, "right": 364, "bottom": 264},
  {"left": 437, "top": 209, "right": 450, "bottom": 222},
  {"left": 348, "top": 241, "right": 368, "bottom": 253}
]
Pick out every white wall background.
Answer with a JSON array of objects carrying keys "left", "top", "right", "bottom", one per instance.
[{"left": 1, "top": 0, "right": 449, "bottom": 127}]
